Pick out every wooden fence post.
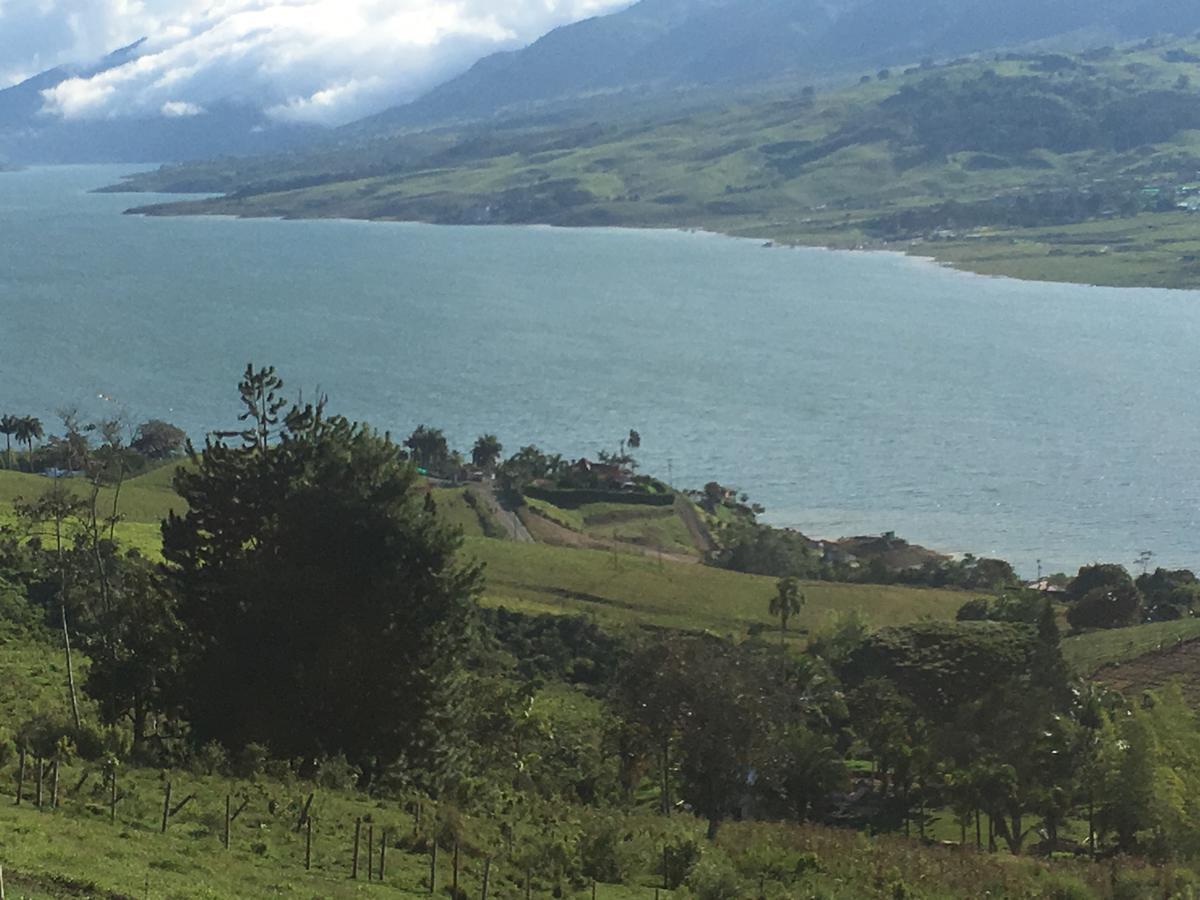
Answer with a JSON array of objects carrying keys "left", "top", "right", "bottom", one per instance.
[
  {"left": 34, "top": 757, "right": 43, "bottom": 809},
  {"left": 352, "top": 818, "right": 361, "bottom": 879},
  {"left": 14, "top": 750, "right": 23, "bottom": 805},
  {"left": 295, "top": 792, "right": 314, "bottom": 832},
  {"left": 429, "top": 838, "right": 438, "bottom": 894},
  {"left": 0, "top": 861, "right": 5, "bottom": 900},
  {"left": 591, "top": 879, "right": 597, "bottom": 900},
  {"left": 160, "top": 781, "right": 172, "bottom": 833},
  {"left": 367, "top": 824, "right": 374, "bottom": 881},
  {"left": 224, "top": 795, "right": 231, "bottom": 849},
  {"left": 305, "top": 816, "right": 312, "bottom": 871},
  {"left": 481, "top": 857, "right": 491, "bottom": 900},
  {"left": 50, "top": 759, "right": 59, "bottom": 809},
  {"left": 452, "top": 839, "right": 460, "bottom": 898},
  {"left": 109, "top": 772, "right": 117, "bottom": 823},
  {"left": 379, "top": 828, "right": 386, "bottom": 882},
  {"left": 525, "top": 867, "right": 532, "bottom": 900}
]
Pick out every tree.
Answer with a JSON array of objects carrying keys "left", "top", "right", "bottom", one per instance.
[
  {"left": 471, "top": 434, "right": 503, "bottom": 471},
  {"left": 131, "top": 420, "right": 187, "bottom": 459},
  {"left": 15, "top": 481, "right": 88, "bottom": 730},
  {"left": 1067, "top": 563, "right": 1135, "bottom": 601},
  {"left": 404, "top": 425, "right": 450, "bottom": 472},
  {"left": 768, "top": 576, "right": 805, "bottom": 642},
  {"left": 1137, "top": 568, "right": 1200, "bottom": 621},
  {"left": 0, "top": 414, "right": 18, "bottom": 469},
  {"left": 14, "top": 415, "right": 43, "bottom": 472},
  {"left": 162, "top": 367, "right": 482, "bottom": 782},
  {"left": 756, "top": 724, "right": 847, "bottom": 821},
  {"left": 1066, "top": 584, "right": 1142, "bottom": 630},
  {"left": 83, "top": 553, "right": 180, "bottom": 753}
]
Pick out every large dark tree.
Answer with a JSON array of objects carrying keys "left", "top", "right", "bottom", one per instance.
[
  {"left": 162, "top": 367, "right": 482, "bottom": 782},
  {"left": 131, "top": 420, "right": 187, "bottom": 460}
]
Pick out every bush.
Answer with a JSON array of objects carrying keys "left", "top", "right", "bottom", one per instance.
[
  {"left": 1038, "top": 873, "right": 1093, "bottom": 900},
  {"left": 1067, "top": 584, "right": 1142, "bottom": 630},
  {"left": 232, "top": 742, "right": 269, "bottom": 779},
  {"left": 685, "top": 853, "right": 745, "bottom": 900},
  {"left": 663, "top": 837, "right": 703, "bottom": 889},
  {"left": 0, "top": 727, "right": 13, "bottom": 769},
  {"left": 578, "top": 815, "right": 625, "bottom": 883},
  {"left": 956, "top": 598, "right": 991, "bottom": 621},
  {"left": 315, "top": 753, "right": 361, "bottom": 791},
  {"left": 191, "top": 740, "right": 229, "bottom": 776}
]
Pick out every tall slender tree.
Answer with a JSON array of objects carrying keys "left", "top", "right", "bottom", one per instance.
[
  {"left": 0, "top": 414, "right": 18, "bottom": 469},
  {"left": 15, "top": 415, "right": 44, "bottom": 472},
  {"left": 769, "top": 576, "right": 805, "bottom": 644}
]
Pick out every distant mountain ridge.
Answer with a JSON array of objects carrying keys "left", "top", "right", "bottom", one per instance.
[
  {"left": 368, "top": 0, "right": 1200, "bottom": 130},
  {"left": 0, "top": 39, "right": 321, "bottom": 164}
]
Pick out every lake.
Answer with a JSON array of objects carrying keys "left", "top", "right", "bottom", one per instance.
[{"left": 2, "top": 164, "right": 1198, "bottom": 577}]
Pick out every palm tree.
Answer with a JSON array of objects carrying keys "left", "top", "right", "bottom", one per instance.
[
  {"left": 15, "top": 415, "right": 43, "bottom": 472},
  {"left": 769, "top": 576, "right": 805, "bottom": 644},
  {"left": 0, "top": 414, "right": 18, "bottom": 469},
  {"left": 471, "top": 434, "right": 503, "bottom": 471}
]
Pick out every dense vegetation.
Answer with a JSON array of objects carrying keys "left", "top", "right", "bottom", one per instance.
[{"left": 4, "top": 367, "right": 1200, "bottom": 899}]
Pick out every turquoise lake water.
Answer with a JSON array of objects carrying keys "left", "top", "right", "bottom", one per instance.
[{"left": 2, "top": 164, "right": 1199, "bottom": 576}]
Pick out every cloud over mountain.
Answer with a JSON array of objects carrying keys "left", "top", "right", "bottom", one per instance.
[{"left": 0, "top": 0, "right": 631, "bottom": 126}]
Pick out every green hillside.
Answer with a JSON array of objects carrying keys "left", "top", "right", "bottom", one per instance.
[
  {"left": 118, "top": 37, "right": 1200, "bottom": 289},
  {"left": 469, "top": 538, "right": 966, "bottom": 643},
  {"left": 1063, "top": 618, "right": 1200, "bottom": 676},
  {"left": 0, "top": 469, "right": 967, "bottom": 651}
]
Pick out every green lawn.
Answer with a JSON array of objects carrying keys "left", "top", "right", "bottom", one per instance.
[
  {"left": 1063, "top": 618, "right": 1200, "bottom": 676},
  {"left": 466, "top": 537, "right": 968, "bottom": 643}
]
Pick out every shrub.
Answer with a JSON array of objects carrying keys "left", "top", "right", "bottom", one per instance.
[
  {"left": 315, "top": 753, "right": 361, "bottom": 791},
  {"left": 191, "top": 740, "right": 229, "bottom": 776},
  {"left": 0, "top": 727, "right": 13, "bottom": 769},
  {"left": 1067, "top": 584, "right": 1142, "bottom": 630},
  {"left": 662, "top": 836, "right": 703, "bottom": 889},
  {"left": 685, "top": 853, "right": 745, "bottom": 900},
  {"left": 1038, "top": 873, "right": 1093, "bottom": 900},
  {"left": 578, "top": 815, "right": 625, "bottom": 883},
  {"left": 232, "top": 742, "right": 270, "bottom": 779}
]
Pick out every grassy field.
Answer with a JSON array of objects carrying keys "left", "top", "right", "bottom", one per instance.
[
  {"left": 523, "top": 496, "right": 702, "bottom": 557},
  {"left": 0, "top": 469, "right": 968, "bottom": 648},
  {"left": 466, "top": 537, "right": 968, "bottom": 644},
  {"left": 0, "top": 467, "right": 185, "bottom": 559},
  {"left": 1063, "top": 618, "right": 1200, "bottom": 676}
]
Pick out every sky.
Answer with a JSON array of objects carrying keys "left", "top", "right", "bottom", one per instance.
[{"left": 0, "top": 0, "right": 632, "bottom": 125}]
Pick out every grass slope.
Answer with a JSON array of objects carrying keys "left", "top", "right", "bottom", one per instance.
[
  {"left": 0, "top": 469, "right": 968, "bottom": 648},
  {"left": 0, "top": 623, "right": 1169, "bottom": 900},
  {"left": 467, "top": 537, "right": 966, "bottom": 643},
  {"left": 1064, "top": 618, "right": 1200, "bottom": 676},
  {"left": 120, "top": 37, "right": 1200, "bottom": 289}
]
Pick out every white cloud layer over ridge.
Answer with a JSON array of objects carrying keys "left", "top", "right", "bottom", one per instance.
[{"left": 0, "top": 0, "right": 632, "bottom": 125}]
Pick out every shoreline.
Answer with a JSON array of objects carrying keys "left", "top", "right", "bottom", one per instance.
[{"left": 119, "top": 194, "right": 1200, "bottom": 296}]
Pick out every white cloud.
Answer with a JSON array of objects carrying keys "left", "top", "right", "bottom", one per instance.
[
  {"left": 160, "top": 99, "right": 203, "bottom": 116},
  {"left": 1, "top": 0, "right": 632, "bottom": 125}
]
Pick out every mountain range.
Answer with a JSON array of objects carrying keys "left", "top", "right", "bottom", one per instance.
[
  {"left": 368, "top": 0, "right": 1200, "bottom": 130},
  {"left": 5, "top": 0, "right": 1200, "bottom": 163}
]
